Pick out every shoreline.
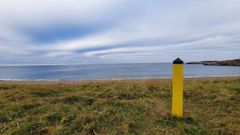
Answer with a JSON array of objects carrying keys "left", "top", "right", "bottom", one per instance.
[{"left": 0, "top": 76, "right": 239, "bottom": 83}]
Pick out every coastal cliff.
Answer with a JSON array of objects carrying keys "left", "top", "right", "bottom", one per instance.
[{"left": 187, "top": 59, "right": 240, "bottom": 66}]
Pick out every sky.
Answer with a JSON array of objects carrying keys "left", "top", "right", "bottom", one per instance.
[{"left": 0, "top": 0, "right": 240, "bottom": 65}]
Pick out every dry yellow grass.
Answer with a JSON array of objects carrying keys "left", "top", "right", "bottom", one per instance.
[{"left": 0, "top": 77, "right": 239, "bottom": 135}]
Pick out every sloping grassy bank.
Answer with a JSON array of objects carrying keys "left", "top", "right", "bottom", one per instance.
[{"left": 0, "top": 78, "right": 239, "bottom": 135}]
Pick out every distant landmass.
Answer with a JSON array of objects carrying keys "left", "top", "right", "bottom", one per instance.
[{"left": 187, "top": 59, "right": 240, "bottom": 66}]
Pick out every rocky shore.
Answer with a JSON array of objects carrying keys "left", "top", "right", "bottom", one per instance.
[{"left": 186, "top": 59, "right": 240, "bottom": 66}]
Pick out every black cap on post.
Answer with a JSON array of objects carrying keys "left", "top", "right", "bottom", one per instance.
[{"left": 173, "top": 58, "right": 184, "bottom": 64}]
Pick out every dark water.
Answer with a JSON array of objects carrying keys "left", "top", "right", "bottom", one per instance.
[{"left": 0, "top": 63, "right": 239, "bottom": 80}]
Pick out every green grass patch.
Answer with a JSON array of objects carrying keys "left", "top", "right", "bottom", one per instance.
[{"left": 0, "top": 78, "right": 239, "bottom": 134}]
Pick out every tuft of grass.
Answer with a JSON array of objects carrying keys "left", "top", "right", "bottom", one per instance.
[
  {"left": 63, "top": 96, "right": 95, "bottom": 106},
  {"left": 0, "top": 77, "right": 239, "bottom": 134},
  {"left": 29, "top": 89, "right": 59, "bottom": 97}
]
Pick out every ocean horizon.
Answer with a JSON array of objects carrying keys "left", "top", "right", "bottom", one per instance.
[{"left": 0, "top": 63, "right": 239, "bottom": 81}]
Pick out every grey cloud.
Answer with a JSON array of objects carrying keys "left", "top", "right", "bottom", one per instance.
[{"left": 0, "top": 0, "right": 240, "bottom": 64}]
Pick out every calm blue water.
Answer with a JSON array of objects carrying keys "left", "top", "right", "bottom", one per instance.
[{"left": 0, "top": 63, "right": 239, "bottom": 80}]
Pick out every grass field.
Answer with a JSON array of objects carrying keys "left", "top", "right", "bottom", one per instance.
[{"left": 0, "top": 77, "right": 239, "bottom": 135}]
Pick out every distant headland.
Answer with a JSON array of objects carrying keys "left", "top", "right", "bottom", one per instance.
[{"left": 186, "top": 59, "right": 240, "bottom": 66}]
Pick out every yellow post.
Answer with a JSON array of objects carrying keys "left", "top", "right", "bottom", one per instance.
[{"left": 172, "top": 58, "right": 184, "bottom": 117}]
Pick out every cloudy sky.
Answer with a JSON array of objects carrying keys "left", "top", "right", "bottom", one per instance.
[{"left": 0, "top": 0, "right": 240, "bottom": 65}]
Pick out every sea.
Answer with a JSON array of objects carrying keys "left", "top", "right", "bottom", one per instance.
[{"left": 0, "top": 63, "right": 239, "bottom": 81}]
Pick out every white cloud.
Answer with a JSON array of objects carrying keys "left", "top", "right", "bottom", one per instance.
[{"left": 0, "top": 0, "right": 240, "bottom": 64}]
